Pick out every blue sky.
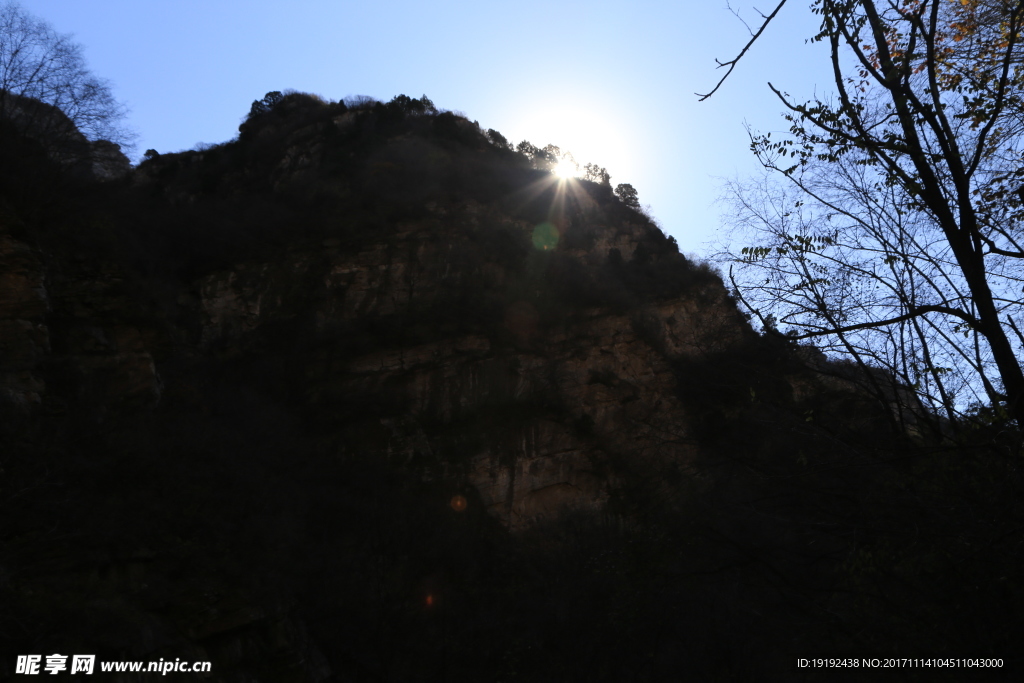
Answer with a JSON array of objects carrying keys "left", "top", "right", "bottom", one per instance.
[{"left": 20, "top": 0, "right": 836, "bottom": 258}]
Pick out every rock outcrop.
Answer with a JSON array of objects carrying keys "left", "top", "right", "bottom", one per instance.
[
  {"left": 0, "top": 89, "right": 130, "bottom": 181},
  {"left": 178, "top": 201, "right": 747, "bottom": 527}
]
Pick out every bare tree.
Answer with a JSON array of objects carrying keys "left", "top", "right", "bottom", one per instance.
[
  {"left": 714, "top": 0, "right": 1024, "bottom": 431},
  {"left": 0, "top": 1, "right": 132, "bottom": 153}
]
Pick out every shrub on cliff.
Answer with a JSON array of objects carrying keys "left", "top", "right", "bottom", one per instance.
[
  {"left": 485, "top": 128, "right": 512, "bottom": 150},
  {"left": 614, "top": 182, "right": 639, "bottom": 209},
  {"left": 238, "top": 89, "right": 337, "bottom": 142},
  {"left": 384, "top": 93, "right": 437, "bottom": 117}
]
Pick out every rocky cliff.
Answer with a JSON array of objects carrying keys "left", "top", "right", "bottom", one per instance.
[
  {"left": 2, "top": 92, "right": 757, "bottom": 531},
  {"left": 2, "top": 93, "right": 1020, "bottom": 682},
  {"left": 0, "top": 90, "right": 131, "bottom": 181}
]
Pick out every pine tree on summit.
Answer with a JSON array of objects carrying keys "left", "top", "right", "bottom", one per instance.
[
  {"left": 615, "top": 183, "right": 640, "bottom": 209},
  {"left": 247, "top": 91, "right": 284, "bottom": 120}
]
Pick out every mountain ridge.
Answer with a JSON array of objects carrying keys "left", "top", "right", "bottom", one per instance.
[{"left": 1, "top": 91, "right": 1019, "bottom": 682}]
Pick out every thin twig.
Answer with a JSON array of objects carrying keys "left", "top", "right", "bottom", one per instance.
[{"left": 698, "top": 0, "right": 789, "bottom": 101}]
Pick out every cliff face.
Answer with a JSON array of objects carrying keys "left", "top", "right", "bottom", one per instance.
[
  {"left": 5, "top": 94, "right": 991, "bottom": 681},
  {"left": 2, "top": 93, "right": 757, "bottom": 530},
  {"left": 0, "top": 185, "right": 745, "bottom": 529},
  {"left": 185, "top": 204, "right": 747, "bottom": 528}
]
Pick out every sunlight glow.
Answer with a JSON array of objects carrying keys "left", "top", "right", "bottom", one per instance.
[
  {"left": 510, "top": 100, "right": 631, "bottom": 186},
  {"left": 554, "top": 158, "right": 577, "bottom": 178}
]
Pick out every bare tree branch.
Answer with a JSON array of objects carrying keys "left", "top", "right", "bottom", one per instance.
[
  {"left": 698, "top": 0, "right": 789, "bottom": 101},
  {"left": 0, "top": 1, "right": 133, "bottom": 151},
  {"left": 718, "top": 0, "right": 1024, "bottom": 429}
]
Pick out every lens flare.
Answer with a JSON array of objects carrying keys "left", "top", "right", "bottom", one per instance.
[
  {"left": 532, "top": 222, "right": 559, "bottom": 251},
  {"left": 450, "top": 494, "right": 467, "bottom": 512}
]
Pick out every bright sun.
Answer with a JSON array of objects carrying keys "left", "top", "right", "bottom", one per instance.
[
  {"left": 554, "top": 159, "right": 577, "bottom": 178},
  {"left": 512, "top": 100, "right": 629, "bottom": 185}
]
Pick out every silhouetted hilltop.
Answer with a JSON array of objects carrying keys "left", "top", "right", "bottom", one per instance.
[{"left": 0, "top": 92, "right": 1020, "bottom": 682}]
